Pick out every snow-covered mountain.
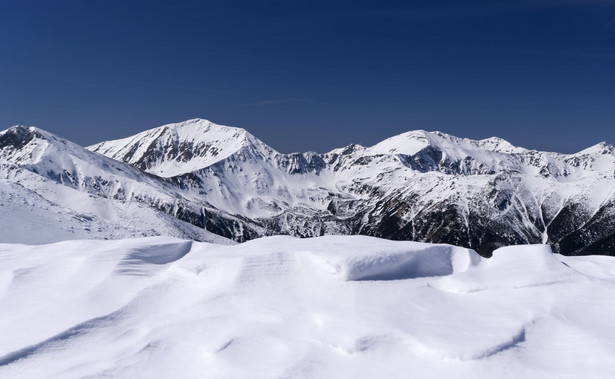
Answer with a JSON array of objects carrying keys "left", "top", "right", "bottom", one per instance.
[
  {"left": 2, "top": 119, "right": 614, "bottom": 255},
  {"left": 89, "top": 118, "right": 615, "bottom": 256},
  {"left": 0, "top": 125, "right": 234, "bottom": 244},
  {"left": 88, "top": 119, "right": 272, "bottom": 178}
]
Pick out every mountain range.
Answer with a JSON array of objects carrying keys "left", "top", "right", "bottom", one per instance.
[{"left": 2, "top": 118, "right": 614, "bottom": 256}]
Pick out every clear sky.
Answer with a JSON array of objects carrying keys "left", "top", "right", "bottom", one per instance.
[{"left": 2, "top": 0, "right": 615, "bottom": 153}]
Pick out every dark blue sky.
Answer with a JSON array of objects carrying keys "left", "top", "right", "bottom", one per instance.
[{"left": 2, "top": 0, "right": 615, "bottom": 153}]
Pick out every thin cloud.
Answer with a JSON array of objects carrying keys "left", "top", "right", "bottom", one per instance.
[
  {"left": 345, "top": 0, "right": 615, "bottom": 20},
  {"left": 234, "top": 98, "right": 335, "bottom": 107},
  {"left": 13, "top": 67, "right": 236, "bottom": 94},
  {"left": 124, "top": 80, "right": 237, "bottom": 94}
]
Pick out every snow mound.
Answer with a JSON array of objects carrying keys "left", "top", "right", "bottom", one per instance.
[
  {"left": 301, "top": 236, "right": 481, "bottom": 281},
  {"left": 433, "top": 244, "right": 580, "bottom": 293},
  {"left": 0, "top": 236, "right": 614, "bottom": 378}
]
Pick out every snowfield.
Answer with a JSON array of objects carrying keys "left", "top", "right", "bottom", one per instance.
[{"left": 1, "top": 236, "right": 613, "bottom": 378}]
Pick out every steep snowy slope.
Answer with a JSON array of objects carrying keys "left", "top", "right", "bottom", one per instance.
[
  {"left": 87, "top": 119, "right": 615, "bottom": 256},
  {"left": 0, "top": 126, "right": 234, "bottom": 244},
  {"left": 0, "top": 236, "right": 613, "bottom": 378},
  {"left": 0, "top": 180, "right": 232, "bottom": 244}
]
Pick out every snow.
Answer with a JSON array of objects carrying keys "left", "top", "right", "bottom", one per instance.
[
  {"left": 88, "top": 119, "right": 268, "bottom": 178},
  {"left": 0, "top": 126, "right": 235, "bottom": 245},
  {"left": 3, "top": 119, "right": 615, "bottom": 254},
  {"left": 368, "top": 129, "right": 525, "bottom": 161},
  {"left": 0, "top": 235, "right": 613, "bottom": 378},
  {"left": 0, "top": 180, "right": 233, "bottom": 245},
  {"left": 84, "top": 118, "right": 615, "bottom": 228}
]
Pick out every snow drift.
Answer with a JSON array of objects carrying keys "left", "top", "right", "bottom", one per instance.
[{"left": 0, "top": 236, "right": 613, "bottom": 378}]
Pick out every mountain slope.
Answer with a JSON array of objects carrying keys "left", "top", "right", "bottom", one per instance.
[
  {"left": 2, "top": 119, "right": 614, "bottom": 255},
  {"left": 86, "top": 119, "right": 615, "bottom": 256},
  {"left": 0, "top": 126, "right": 235, "bottom": 244}
]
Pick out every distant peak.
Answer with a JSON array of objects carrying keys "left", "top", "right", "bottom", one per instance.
[
  {"left": 368, "top": 129, "right": 438, "bottom": 155},
  {"left": 399, "top": 129, "right": 432, "bottom": 138},
  {"left": 154, "top": 118, "right": 248, "bottom": 136},
  {"left": 173, "top": 118, "right": 214, "bottom": 129},
  {"left": 476, "top": 136, "right": 518, "bottom": 153},
  {"left": 87, "top": 118, "right": 272, "bottom": 177},
  {"left": 0, "top": 125, "right": 46, "bottom": 150},
  {"left": 481, "top": 136, "right": 506, "bottom": 143},
  {"left": 330, "top": 143, "right": 366, "bottom": 155},
  {"left": 184, "top": 117, "right": 210, "bottom": 124},
  {"left": 576, "top": 141, "right": 614, "bottom": 155},
  {"left": 391, "top": 129, "right": 458, "bottom": 142},
  {"left": 3, "top": 125, "right": 39, "bottom": 134},
  {"left": 177, "top": 118, "right": 230, "bottom": 127},
  {"left": 430, "top": 130, "right": 451, "bottom": 138}
]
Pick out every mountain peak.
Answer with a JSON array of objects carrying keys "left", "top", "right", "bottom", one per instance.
[
  {"left": 0, "top": 125, "right": 65, "bottom": 166},
  {"left": 0, "top": 125, "right": 44, "bottom": 149},
  {"left": 368, "top": 129, "right": 523, "bottom": 157},
  {"left": 168, "top": 118, "right": 233, "bottom": 132},
  {"left": 475, "top": 136, "right": 520, "bottom": 154},
  {"left": 369, "top": 130, "right": 434, "bottom": 155},
  {"left": 87, "top": 119, "right": 270, "bottom": 177},
  {"left": 576, "top": 141, "right": 614, "bottom": 156}
]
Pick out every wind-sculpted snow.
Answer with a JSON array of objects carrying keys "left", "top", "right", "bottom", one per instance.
[
  {"left": 309, "top": 239, "right": 481, "bottom": 281},
  {"left": 0, "top": 236, "right": 613, "bottom": 378}
]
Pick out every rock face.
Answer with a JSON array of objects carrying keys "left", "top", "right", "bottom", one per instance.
[{"left": 2, "top": 119, "right": 615, "bottom": 256}]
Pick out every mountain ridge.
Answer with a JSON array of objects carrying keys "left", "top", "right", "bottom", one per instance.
[
  {"left": 87, "top": 118, "right": 273, "bottom": 178},
  {"left": 2, "top": 119, "right": 615, "bottom": 256}
]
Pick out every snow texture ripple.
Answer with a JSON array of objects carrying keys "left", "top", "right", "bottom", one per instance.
[{"left": 0, "top": 236, "right": 613, "bottom": 378}]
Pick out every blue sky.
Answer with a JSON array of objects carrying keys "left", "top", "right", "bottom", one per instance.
[{"left": 2, "top": 0, "right": 615, "bottom": 153}]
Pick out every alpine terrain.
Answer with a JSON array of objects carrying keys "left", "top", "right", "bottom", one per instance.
[{"left": 2, "top": 118, "right": 614, "bottom": 256}]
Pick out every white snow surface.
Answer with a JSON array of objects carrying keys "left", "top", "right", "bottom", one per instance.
[
  {"left": 1, "top": 236, "right": 613, "bottom": 378},
  {"left": 0, "top": 180, "right": 232, "bottom": 245}
]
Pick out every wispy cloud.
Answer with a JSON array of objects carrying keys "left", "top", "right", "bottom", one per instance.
[
  {"left": 346, "top": 0, "right": 615, "bottom": 19},
  {"left": 15, "top": 67, "right": 238, "bottom": 95},
  {"left": 234, "top": 98, "right": 335, "bottom": 107},
  {"left": 123, "top": 79, "right": 237, "bottom": 94}
]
